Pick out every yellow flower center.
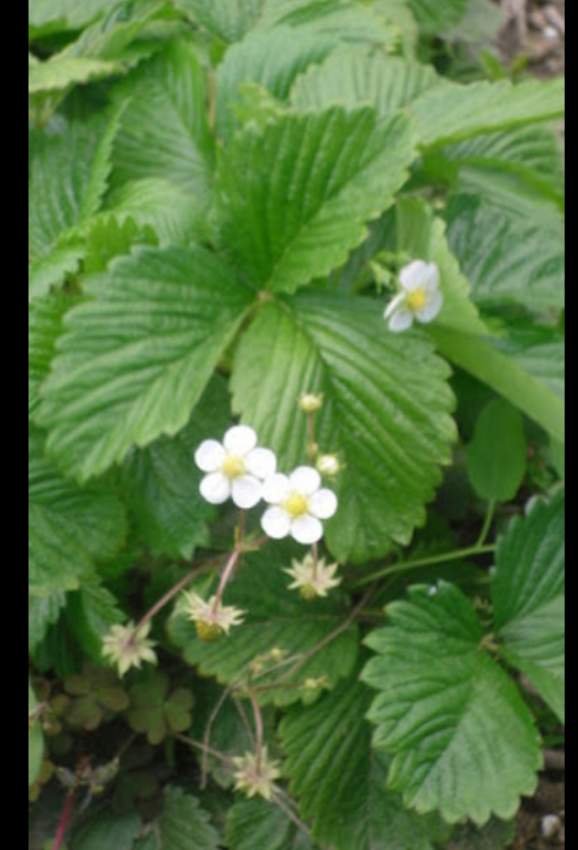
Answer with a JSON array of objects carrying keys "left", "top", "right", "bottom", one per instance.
[
  {"left": 406, "top": 287, "right": 427, "bottom": 312},
  {"left": 221, "top": 454, "right": 246, "bottom": 479},
  {"left": 196, "top": 620, "right": 223, "bottom": 642},
  {"left": 283, "top": 492, "right": 309, "bottom": 518}
]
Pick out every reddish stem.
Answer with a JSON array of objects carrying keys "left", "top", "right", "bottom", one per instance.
[{"left": 52, "top": 789, "right": 76, "bottom": 850}]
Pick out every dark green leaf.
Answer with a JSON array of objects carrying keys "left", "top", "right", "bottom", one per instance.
[{"left": 465, "top": 399, "right": 527, "bottom": 501}]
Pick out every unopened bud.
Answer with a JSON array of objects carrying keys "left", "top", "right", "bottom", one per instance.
[
  {"left": 316, "top": 454, "right": 341, "bottom": 477},
  {"left": 299, "top": 393, "right": 323, "bottom": 413}
]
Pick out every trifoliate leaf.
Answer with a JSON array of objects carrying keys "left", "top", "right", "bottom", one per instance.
[
  {"left": 410, "top": 76, "right": 564, "bottom": 148},
  {"left": 29, "top": 430, "right": 127, "bottom": 594},
  {"left": 290, "top": 46, "right": 439, "bottom": 115},
  {"left": 445, "top": 194, "right": 563, "bottom": 311},
  {"left": 216, "top": 25, "right": 336, "bottom": 139},
  {"left": 429, "top": 327, "right": 564, "bottom": 445},
  {"left": 64, "top": 664, "right": 129, "bottom": 730},
  {"left": 231, "top": 293, "right": 456, "bottom": 562},
  {"left": 36, "top": 245, "right": 253, "bottom": 481},
  {"left": 69, "top": 810, "right": 142, "bottom": 850},
  {"left": 29, "top": 683, "right": 44, "bottom": 787},
  {"left": 110, "top": 41, "right": 214, "bottom": 197},
  {"left": 395, "top": 197, "right": 489, "bottom": 336},
  {"left": 168, "top": 541, "right": 359, "bottom": 706},
  {"left": 127, "top": 670, "right": 194, "bottom": 745},
  {"left": 362, "top": 582, "right": 542, "bottom": 825},
  {"left": 280, "top": 671, "right": 451, "bottom": 850},
  {"left": 136, "top": 786, "right": 220, "bottom": 850},
  {"left": 226, "top": 798, "right": 316, "bottom": 850},
  {"left": 217, "top": 106, "right": 415, "bottom": 294},
  {"left": 492, "top": 489, "right": 564, "bottom": 721},
  {"left": 64, "top": 580, "right": 125, "bottom": 664},
  {"left": 465, "top": 399, "right": 527, "bottom": 501},
  {"left": 120, "top": 375, "right": 230, "bottom": 559}
]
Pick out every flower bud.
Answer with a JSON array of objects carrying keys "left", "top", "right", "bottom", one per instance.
[
  {"left": 316, "top": 453, "right": 341, "bottom": 477},
  {"left": 299, "top": 393, "right": 323, "bottom": 413}
]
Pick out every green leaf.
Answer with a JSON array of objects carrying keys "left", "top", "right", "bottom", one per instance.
[
  {"left": 29, "top": 683, "right": 44, "bottom": 787},
  {"left": 29, "top": 591, "right": 66, "bottom": 651},
  {"left": 36, "top": 244, "right": 253, "bottom": 481},
  {"left": 127, "top": 670, "right": 194, "bottom": 745},
  {"left": 29, "top": 430, "right": 127, "bottom": 594},
  {"left": 120, "top": 376, "right": 230, "bottom": 559},
  {"left": 441, "top": 126, "right": 564, "bottom": 212},
  {"left": 70, "top": 811, "right": 142, "bottom": 850},
  {"left": 493, "top": 324, "right": 564, "bottom": 399},
  {"left": 290, "top": 46, "right": 439, "bottom": 115},
  {"left": 226, "top": 798, "right": 316, "bottom": 850},
  {"left": 280, "top": 671, "right": 451, "bottom": 849},
  {"left": 172, "top": 0, "right": 264, "bottom": 42},
  {"left": 29, "top": 0, "right": 112, "bottom": 32},
  {"left": 231, "top": 293, "right": 456, "bottom": 562},
  {"left": 104, "top": 178, "right": 209, "bottom": 245},
  {"left": 395, "top": 198, "right": 489, "bottom": 335},
  {"left": 64, "top": 580, "right": 125, "bottom": 663},
  {"left": 444, "top": 194, "right": 564, "bottom": 310},
  {"left": 29, "top": 106, "right": 125, "bottom": 300},
  {"left": 492, "top": 489, "right": 564, "bottom": 721},
  {"left": 82, "top": 214, "right": 158, "bottom": 274},
  {"left": 29, "top": 57, "right": 124, "bottom": 94},
  {"left": 218, "top": 106, "right": 415, "bottom": 294},
  {"left": 448, "top": 817, "right": 516, "bottom": 850},
  {"left": 407, "top": 0, "right": 467, "bottom": 32},
  {"left": 168, "top": 541, "right": 359, "bottom": 706},
  {"left": 216, "top": 25, "right": 336, "bottom": 140},
  {"left": 138, "top": 786, "right": 220, "bottom": 850},
  {"left": 465, "top": 399, "right": 527, "bottom": 501},
  {"left": 362, "top": 582, "right": 542, "bottom": 825},
  {"left": 110, "top": 41, "right": 214, "bottom": 196},
  {"left": 429, "top": 327, "right": 564, "bottom": 445},
  {"left": 411, "top": 76, "right": 564, "bottom": 148},
  {"left": 30, "top": 291, "right": 79, "bottom": 415}
]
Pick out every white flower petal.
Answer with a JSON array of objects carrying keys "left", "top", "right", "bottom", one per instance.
[
  {"left": 195, "top": 439, "right": 225, "bottom": 472},
  {"left": 388, "top": 307, "right": 414, "bottom": 333},
  {"left": 399, "top": 259, "right": 430, "bottom": 291},
  {"left": 422, "top": 262, "right": 440, "bottom": 292},
  {"left": 415, "top": 289, "right": 443, "bottom": 323},
  {"left": 383, "top": 291, "right": 406, "bottom": 320},
  {"left": 232, "top": 475, "right": 263, "bottom": 509},
  {"left": 289, "top": 466, "right": 321, "bottom": 496},
  {"left": 262, "top": 473, "right": 290, "bottom": 504},
  {"left": 224, "top": 425, "right": 257, "bottom": 456},
  {"left": 261, "top": 506, "right": 291, "bottom": 539},
  {"left": 309, "top": 488, "right": 338, "bottom": 519},
  {"left": 290, "top": 514, "right": 323, "bottom": 544},
  {"left": 245, "top": 447, "right": 276, "bottom": 480},
  {"left": 200, "top": 472, "right": 231, "bottom": 504}
]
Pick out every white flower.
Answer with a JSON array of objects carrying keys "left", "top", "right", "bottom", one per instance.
[
  {"left": 284, "top": 554, "right": 341, "bottom": 599},
  {"left": 261, "top": 466, "right": 337, "bottom": 544},
  {"left": 102, "top": 621, "right": 157, "bottom": 678},
  {"left": 180, "top": 591, "right": 245, "bottom": 640},
  {"left": 384, "top": 260, "right": 443, "bottom": 332},
  {"left": 232, "top": 747, "right": 281, "bottom": 800},
  {"left": 195, "top": 425, "right": 276, "bottom": 509}
]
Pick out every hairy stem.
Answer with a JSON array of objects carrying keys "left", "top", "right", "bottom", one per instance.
[
  {"left": 350, "top": 544, "right": 496, "bottom": 588},
  {"left": 51, "top": 789, "right": 76, "bottom": 850}
]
